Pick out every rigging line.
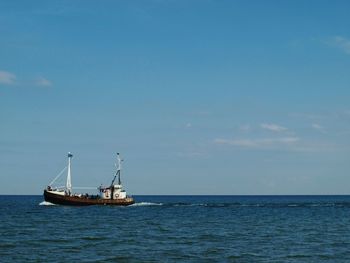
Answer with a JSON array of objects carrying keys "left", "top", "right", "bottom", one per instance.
[
  {"left": 73, "top": 187, "right": 98, "bottom": 190},
  {"left": 49, "top": 166, "right": 67, "bottom": 186}
]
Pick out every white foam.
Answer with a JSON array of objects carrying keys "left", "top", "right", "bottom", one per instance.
[
  {"left": 39, "top": 201, "right": 56, "bottom": 206},
  {"left": 129, "top": 202, "right": 163, "bottom": 207}
]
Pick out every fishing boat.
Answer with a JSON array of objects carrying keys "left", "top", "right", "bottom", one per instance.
[{"left": 43, "top": 152, "right": 134, "bottom": 206}]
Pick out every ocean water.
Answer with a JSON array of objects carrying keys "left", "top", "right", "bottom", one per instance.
[{"left": 1, "top": 195, "right": 350, "bottom": 262}]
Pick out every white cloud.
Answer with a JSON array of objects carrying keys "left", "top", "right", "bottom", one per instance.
[
  {"left": 0, "top": 70, "right": 16, "bottom": 85},
  {"left": 214, "top": 136, "right": 340, "bottom": 153},
  {"left": 260, "top": 137, "right": 300, "bottom": 144},
  {"left": 0, "top": 71, "right": 53, "bottom": 88},
  {"left": 214, "top": 137, "right": 299, "bottom": 149},
  {"left": 289, "top": 112, "right": 326, "bottom": 121},
  {"left": 214, "top": 138, "right": 257, "bottom": 147},
  {"left": 261, "top": 123, "right": 287, "bottom": 132},
  {"left": 239, "top": 124, "right": 251, "bottom": 132},
  {"left": 312, "top": 123, "right": 323, "bottom": 130},
  {"left": 177, "top": 151, "right": 208, "bottom": 158},
  {"left": 35, "top": 77, "right": 52, "bottom": 87},
  {"left": 328, "top": 36, "right": 350, "bottom": 54},
  {"left": 311, "top": 123, "right": 328, "bottom": 134}
]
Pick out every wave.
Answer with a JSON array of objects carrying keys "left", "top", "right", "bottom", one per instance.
[
  {"left": 37, "top": 200, "right": 350, "bottom": 208},
  {"left": 39, "top": 201, "right": 56, "bottom": 206},
  {"left": 143, "top": 202, "right": 350, "bottom": 208},
  {"left": 129, "top": 202, "right": 163, "bottom": 207}
]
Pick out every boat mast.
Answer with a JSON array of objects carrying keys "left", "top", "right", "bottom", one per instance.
[
  {"left": 66, "top": 152, "right": 73, "bottom": 194},
  {"left": 110, "top": 153, "right": 122, "bottom": 186},
  {"left": 116, "top": 153, "right": 122, "bottom": 185}
]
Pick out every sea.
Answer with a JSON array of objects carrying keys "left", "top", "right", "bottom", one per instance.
[{"left": 1, "top": 195, "right": 350, "bottom": 262}]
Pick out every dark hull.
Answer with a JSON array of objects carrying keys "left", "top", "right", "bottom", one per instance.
[{"left": 44, "top": 190, "right": 134, "bottom": 206}]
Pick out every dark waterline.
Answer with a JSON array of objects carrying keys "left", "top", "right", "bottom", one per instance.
[{"left": 1, "top": 195, "right": 350, "bottom": 262}]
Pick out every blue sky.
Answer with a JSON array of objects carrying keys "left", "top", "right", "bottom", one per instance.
[{"left": 1, "top": 0, "right": 350, "bottom": 195}]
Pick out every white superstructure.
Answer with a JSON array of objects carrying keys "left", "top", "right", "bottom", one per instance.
[{"left": 98, "top": 153, "right": 128, "bottom": 200}]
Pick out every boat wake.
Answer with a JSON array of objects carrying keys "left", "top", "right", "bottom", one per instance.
[
  {"left": 39, "top": 201, "right": 56, "bottom": 206},
  {"left": 129, "top": 202, "right": 163, "bottom": 207},
  {"left": 163, "top": 202, "right": 350, "bottom": 208}
]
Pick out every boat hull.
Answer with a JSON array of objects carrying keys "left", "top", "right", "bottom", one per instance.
[{"left": 44, "top": 190, "right": 134, "bottom": 206}]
